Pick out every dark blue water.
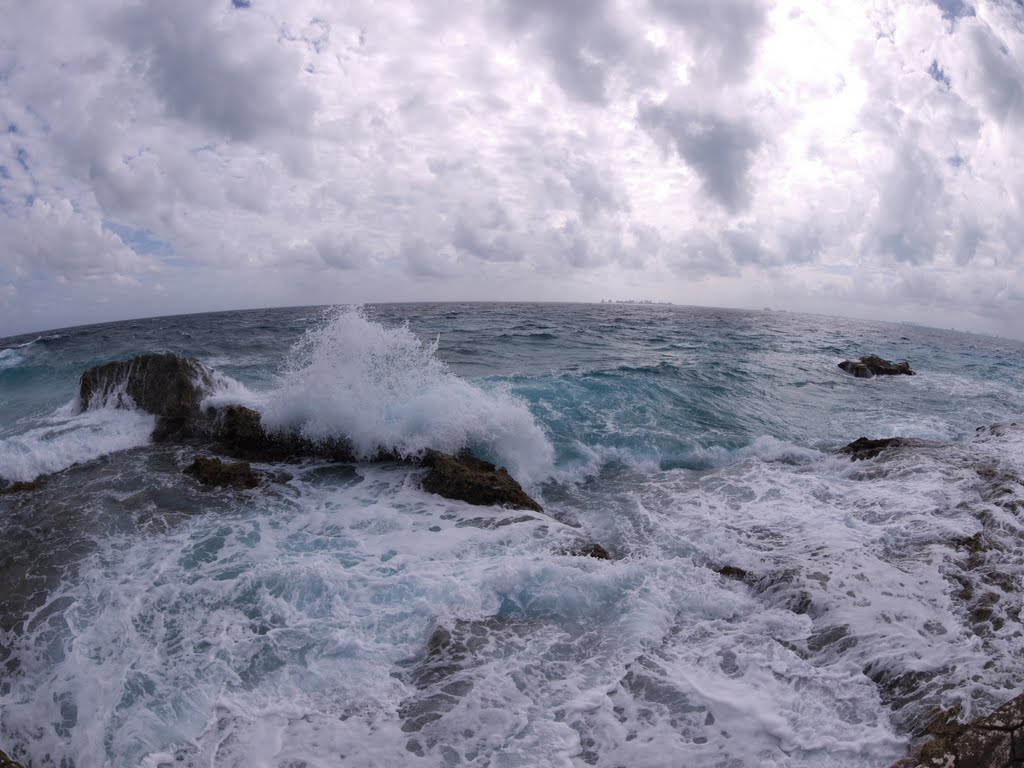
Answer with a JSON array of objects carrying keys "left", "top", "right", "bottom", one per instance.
[{"left": 1, "top": 303, "right": 1023, "bottom": 767}]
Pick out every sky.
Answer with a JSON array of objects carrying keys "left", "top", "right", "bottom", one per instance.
[{"left": 1, "top": 0, "right": 1023, "bottom": 340}]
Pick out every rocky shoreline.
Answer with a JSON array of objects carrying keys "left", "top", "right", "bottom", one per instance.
[{"left": 2, "top": 352, "right": 1021, "bottom": 766}]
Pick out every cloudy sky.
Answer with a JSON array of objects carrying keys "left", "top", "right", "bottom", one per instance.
[{"left": 1, "top": 0, "right": 1022, "bottom": 339}]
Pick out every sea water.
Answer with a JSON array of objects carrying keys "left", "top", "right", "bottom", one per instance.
[{"left": 1, "top": 303, "right": 1023, "bottom": 767}]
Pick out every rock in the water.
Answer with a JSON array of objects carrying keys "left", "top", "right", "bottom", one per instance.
[
  {"left": 0, "top": 750, "right": 24, "bottom": 768},
  {"left": 79, "top": 353, "right": 215, "bottom": 441},
  {"left": 840, "top": 436, "right": 909, "bottom": 461},
  {"left": 209, "top": 404, "right": 358, "bottom": 462},
  {"left": 838, "top": 355, "right": 915, "bottom": 378},
  {"left": 563, "top": 542, "right": 613, "bottom": 560},
  {"left": 890, "top": 693, "right": 1024, "bottom": 768},
  {"left": 0, "top": 480, "right": 43, "bottom": 496},
  {"left": 420, "top": 449, "right": 543, "bottom": 512},
  {"left": 184, "top": 456, "right": 260, "bottom": 489}
]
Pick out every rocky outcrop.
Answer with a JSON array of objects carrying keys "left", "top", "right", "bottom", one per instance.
[
  {"left": 419, "top": 449, "right": 544, "bottom": 512},
  {"left": 840, "top": 436, "right": 912, "bottom": 461},
  {"left": 838, "top": 355, "right": 915, "bottom": 378},
  {"left": 891, "top": 693, "right": 1024, "bottom": 767},
  {"left": 184, "top": 456, "right": 261, "bottom": 489},
  {"left": 79, "top": 353, "right": 214, "bottom": 441},
  {"left": 0, "top": 749, "right": 24, "bottom": 768},
  {"left": 209, "top": 404, "right": 358, "bottom": 462}
]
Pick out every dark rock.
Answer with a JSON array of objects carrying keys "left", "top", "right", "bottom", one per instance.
[
  {"left": 563, "top": 542, "right": 612, "bottom": 560},
  {"left": 184, "top": 456, "right": 260, "bottom": 489},
  {"left": 0, "top": 750, "right": 24, "bottom": 768},
  {"left": 419, "top": 449, "right": 543, "bottom": 513},
  {"left": 0, "top": 480, "right": 44, "bottom": 496},
  {"left": 890, "top": 693, "right": 1024, "bottom": 768},
  {"left": 838, "top": 355, "right": 915, "bottom": 378},
  {"left": 714, "top": 564, "right": 749, "bottom": 581},
  {"left": 840, "top": 436, "right": 909, "bottom": 461},
  {"left": 79, "top": 353, "right": 214, "bottom": 441},
  {"left": 209, "top": 404, "right": 357, "bottom": 462}
]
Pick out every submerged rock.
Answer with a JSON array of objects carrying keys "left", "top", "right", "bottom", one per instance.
[
  {"left": 0, "top": 480, "right": 44, "bottom": 496},
  {"left": 419, "top": 449, "right": 543, "bottom": 513},
  {"left": 184, "top": 456, "right": 260, "bottom": 489},
  {"left": 840, "top": 436, "right": 911, "bottom": 461},
  {"left": 838, "top": 355, "right": 915, "bottom": 378},
  {"left": 79, "top": 353, "right": 214, "bottom": 441}
]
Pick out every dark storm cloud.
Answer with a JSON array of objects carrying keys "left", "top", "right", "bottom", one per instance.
[
  {"left": 106, "top": 0, "right": 318, "bottom": 143},
  {"left": 651, "top": 0, "right": 767, "bottom": 81},
  {"left": 638, "top": 104, "right": 762, "bottom": 212}
]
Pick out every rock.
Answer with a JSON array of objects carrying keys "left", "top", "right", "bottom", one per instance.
[
  {"left": 890, "top": 693, "right": 1024, "bottom": 768},
  {"left": 840, "top": 436, "right": 909, "bottom": 461},
  {"left": 209, "top": 404, "right": 357, "bottom": 462},
  {"left": 184, "top": 456, "right": 260, "bottom": 489},
  {"left": 563, "top": 542, "right": 613, "bottom": 560},
  {"left": 0, "top": 750, "right": 24, "bottom": 768},
  {"left": 714, "top": 564, "right": 750, "bottom": 581},
  {"left": 838, "top": 355, "right": 915, "bottom": 378},
  {"left": 0, "top": 480, "right": 43, "bottom": 496},
  {"left": 420, "top": 449, "right": 543, "bottom": 513},
  {"left": 79, "top": 353, "right": 215, "bottom": 441}
]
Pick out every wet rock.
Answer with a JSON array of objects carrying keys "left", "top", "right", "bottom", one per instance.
[
  {"left": 890, "top": 693, "right": 1024, "bottom": 768},
  {"left": 209, "top": 404, "right": 358, "bottom": 463},
  {"left": 79, "top": 353, "right": 214, "bottom": 441},
  {"left": 420, "top": 449, "right": 543, "bottom": 513},
  {"left": 713, "top": 564, "right": 750, "bottom": 581},
  {"left": 0, "top": 480, "right": 43, "bottom": 496},
  {"left": 184, "top": 456, "right": 260, "bottom": 489},
  {"left": 564, "top": 542, "right": 612, "bottom": 560},
  {"left": 840, "top": 436, "right": 910, "bottom": 461},
  {"left": 0, "top": 750, "right": 24, "bottom": 768},
  {"left": 838, "top": 355, "right": 915, "bottom": 378}
]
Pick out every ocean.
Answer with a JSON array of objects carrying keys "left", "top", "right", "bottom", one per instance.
[{"left": 1, "top": 302, "right": 1022, "bottom": 768}]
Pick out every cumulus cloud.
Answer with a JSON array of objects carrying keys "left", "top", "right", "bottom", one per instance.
[{"left": 0, "top": 0, "right": 1022, "bottom": 339}]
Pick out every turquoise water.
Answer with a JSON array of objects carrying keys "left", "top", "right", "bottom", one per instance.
[{"left": 1, "top": 303, "right": 1023, "bottom": 767}]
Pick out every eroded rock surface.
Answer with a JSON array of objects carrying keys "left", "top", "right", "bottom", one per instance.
[
  {"left": 420, "top": 449, "right": 543, "bottom": 512},
  {"left": 839, "top": 355, "right": 915, "bottom": 378},
  {"left": 891, "top": 693, "right": 1024, "bottom": 767},
  {"left": 79, "top": 353, "right": 215, "bottom": 441}
]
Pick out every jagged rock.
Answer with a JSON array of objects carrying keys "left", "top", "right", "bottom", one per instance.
[
  {"left": 838, "top": 355, "right": 915, "bottom": 378},
  {"left": 184, "top": 456, "right": 260, "bottom": 489},
  {"left": 890, "top": 693, "right": 1024, "bottom": 768},
  {"left": 79, "top": 353, "right": 214, "bottom": 441},
  {"left": 420, "top": 449, "right": 543, "bottom": 513},
  {"left": 0, "top": 480, "right": 43, "bottom": 496},
  {"left": 840, "top": 436, "right": 910, "bottom": 461},
  {"left": 0, "top": 750, "right": 24, "bottom": 768}
]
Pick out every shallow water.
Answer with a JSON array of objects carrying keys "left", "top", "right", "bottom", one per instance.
[{"left": 1, "top": 303, "right": 1023, "bottom": 767}]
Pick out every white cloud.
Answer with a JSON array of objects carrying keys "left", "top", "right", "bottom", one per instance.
[{"left": 0, "top": 0, "right": 1022, "bottom": 339}]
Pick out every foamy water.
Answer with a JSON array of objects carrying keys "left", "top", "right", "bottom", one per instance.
[{"left": 1, "top": 303, "right": 1023, "bottom": 768}]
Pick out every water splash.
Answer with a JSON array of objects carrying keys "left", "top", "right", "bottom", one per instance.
[{"left": 261, "top": 307, "right": 555, "bottom": 484}]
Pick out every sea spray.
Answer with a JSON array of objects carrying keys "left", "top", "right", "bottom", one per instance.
[
  {"left": 260, "top": 307, "right": 555, "bottom": 484},
  {"left": 0, "top": 403, "right": 155, "bottom": 483}
]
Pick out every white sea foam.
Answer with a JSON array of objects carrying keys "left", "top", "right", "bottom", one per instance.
[
  {"left": 0, "top": 406, "right": 155, "bottom": 482},
  {"left": 0, "top": 347, "right": 25, "bottom": 370},
  {"left": 261, "top": 307, "right": 555, "bottom": 484}
]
